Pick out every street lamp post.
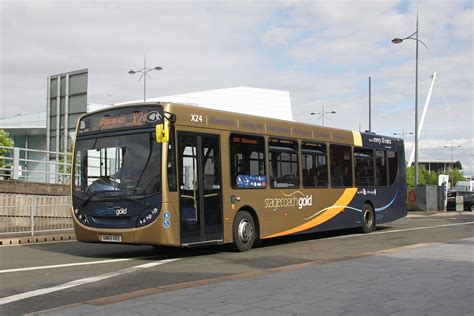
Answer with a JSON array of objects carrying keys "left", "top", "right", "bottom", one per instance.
[
  {"left": 444, "top": 141, "right": 461, "bottom": 170},
  {"left": 393, "top": 128, "right": 414, "bottom": 141},
  {"left": 392, "top": 13, "right": 428, "bottom": 186},
  {"left": 310, "top": 104, "right": 336, "bottom": 127},
  {"left": 128, "top": 56, "right": 162, "bottom": 102}
]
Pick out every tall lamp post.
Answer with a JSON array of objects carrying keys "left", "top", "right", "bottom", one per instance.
[
  {"left": 393, "top": 128, "right": 414, "bottom": 141},
  {"left": 392, "top": 13, "right": 428, "bottom": 186},
  {"left": 128, "top": 56, "right": 162, "bottom": 102},
  {"left": 310, "top": 104, "right": 336, "bottom": 127},
  {"left": 444, "top": 141, "right": 461, "bottom": 170}
]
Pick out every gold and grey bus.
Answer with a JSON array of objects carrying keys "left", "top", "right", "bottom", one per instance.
[{"left": 71, "top": 102, "right": 407, "bottom": 251}]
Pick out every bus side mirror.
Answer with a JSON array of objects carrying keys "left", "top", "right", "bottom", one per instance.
[{"left": 155, "top": 124, "right": 169, "bottom": 143}]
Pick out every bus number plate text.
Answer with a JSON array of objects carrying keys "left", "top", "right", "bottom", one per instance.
[{"left": 100, "top": 234, "right": 122, "bottom": 243}]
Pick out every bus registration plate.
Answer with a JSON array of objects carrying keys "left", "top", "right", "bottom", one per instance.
[{"left": 100, "top": 234, "right": 122, "bottom": 242}]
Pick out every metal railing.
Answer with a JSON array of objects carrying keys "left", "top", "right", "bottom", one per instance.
[
  {"left": 0, "top": 146, "right": 72, "bottom": 185},
  {"left": 0, "top": 194, "right": 73, "bottom": 236}
]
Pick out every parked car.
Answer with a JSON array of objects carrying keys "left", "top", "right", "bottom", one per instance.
[{"left": 447, "top": 191, "right": 474, "bottom": 211}]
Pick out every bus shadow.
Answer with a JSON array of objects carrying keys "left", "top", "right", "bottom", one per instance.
[
  {"left": 25, "top": 226, "right": 392, "bottom": 260},
  {"left": 257, "top": 226, "right": 392, "bottom": 249}
]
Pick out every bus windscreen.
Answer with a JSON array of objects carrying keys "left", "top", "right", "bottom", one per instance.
[{"left": 73, "top": 132, "right": 161, "bottom": 200}]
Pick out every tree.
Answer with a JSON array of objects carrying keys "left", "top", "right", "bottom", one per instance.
[
  {"left": 447, "top": 168, "right": 465, "bottom": 186},
  {"left": 453, "top": 161, "right": 462, "bottom": 170},
  {"left": 406, "top": 165, "right": 465, "bottom": 190},
  {"left": 406, "top": 166, "right": 415, "bottom": 190},
  {"left": 0, "top": 129, "right": 14, "bottom": 168}
]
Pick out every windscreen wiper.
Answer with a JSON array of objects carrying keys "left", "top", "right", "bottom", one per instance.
[
  {"left": 80, "top": 190, "right": 121, "bottom": 207},
  {"left": 114, "top": 195, "right": 150, "bottom": 208}
]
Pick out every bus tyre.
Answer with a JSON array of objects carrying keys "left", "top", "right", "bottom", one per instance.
[
  {"left": 360, "top": 204, "right": 376, "bottom": 233},
  {"left": 232, "top": 211, "right": 255, "bottom": 252}
]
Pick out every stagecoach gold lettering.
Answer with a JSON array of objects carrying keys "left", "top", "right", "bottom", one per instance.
[
  {"left": 293, "top": 129, "right": 312, "bottom": 138},
  {"left": 240, "top": 121, "right": 265, "bottom": 132},
  {"left": 314, "top": 131, "right": 331, "bottom": 140},
  {"left": 264, "top": 191, "right": 313, "bottom": 211},
  {"left": 268, "top": 126, "right": 291, "bottom": 134},
  {"left": 210, "top": 116, "right": 237, "bottom": 127}
]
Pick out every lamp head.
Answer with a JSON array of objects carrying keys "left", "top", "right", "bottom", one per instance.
[
  {"left": 128, "top": 67, "right": 136, "bottom": 74},
  {"left": 330, "top": 111, "right": 336, "bottom": 114},
  {"left": 310, "top": 112, "right": 316, "bottom": 115},
  {"left": 392, "top": 38, "right": 403, "bottom": 44},
  {"left": 154, "top": 66, "right": 162, "bottom": 71}
]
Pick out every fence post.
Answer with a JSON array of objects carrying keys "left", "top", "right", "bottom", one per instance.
[
  {"left": 12, "top": 147, "right": 20, "bottom": 180},
  {"left": 30, "top": 195, "right": 36, "bottom": 236}
]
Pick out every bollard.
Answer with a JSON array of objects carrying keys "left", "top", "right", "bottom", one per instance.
[
  {"left": 30, "top": 195, "right": 36, "bottom": 236},
  {"left": 12, "top": 148, "right": 20, "bottom": 180}
]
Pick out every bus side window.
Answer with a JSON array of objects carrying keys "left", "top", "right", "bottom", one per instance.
[
  {"left": 302, "top": 142, "right": 328, "bottom": 188},
  {"left": 230, "top": 133, "right": 266, "bottom": 189},
  {"left": 167, "top": 126, "right": 177, "bottom": 191},
  {"left": 354, "top": 148, "right": 375, "bottom": 187},
  {"left": 387, "top": 150, "right": 398, "bottom": 185},
  {"left": 269, "top": 138, "right": 299, "bottom": 188},
  {"left": 375, "top": 150, "right": 388, "bottom": 186},
  {"left": 330, "top": 145, "right": 353, "bottom": 187}
]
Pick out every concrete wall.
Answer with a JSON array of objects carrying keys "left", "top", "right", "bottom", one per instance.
[
  {"left": 0, "top": 193, "right": 72, "bottom": 234},
  {"left": 0, "top": 180, "right": 69, "bottom": 196}
]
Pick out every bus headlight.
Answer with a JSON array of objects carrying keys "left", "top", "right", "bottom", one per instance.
[
  {"left": 136, "top": 207, "right": 160, "bottom": 227},
  {"left": 74, "top": 208, "right": 89, "bottom": 226}
]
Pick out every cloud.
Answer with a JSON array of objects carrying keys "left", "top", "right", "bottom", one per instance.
[{"left": 0, "top": 0, "right": 472, "bottom": 173}]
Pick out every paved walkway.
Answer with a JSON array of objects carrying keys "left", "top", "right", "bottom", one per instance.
[{"left": 34, "top": 238, "right": 474, "bottom": 316}]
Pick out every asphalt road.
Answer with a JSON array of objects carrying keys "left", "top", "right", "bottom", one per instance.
[{"left": 1, "top": 214, "right": 473, "bottom": 315}]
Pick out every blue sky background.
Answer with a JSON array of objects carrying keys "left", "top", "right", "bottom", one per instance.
[{"left": 1, "top": 0, "right": 473, "bottom": 174}]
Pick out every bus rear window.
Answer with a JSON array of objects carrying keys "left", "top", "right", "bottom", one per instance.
[
  {"left": 375, "top": 150, "right": 388, "bottom": 186},
  {"left": 387, "top": 151, "right": 398, "bottom": 185}
]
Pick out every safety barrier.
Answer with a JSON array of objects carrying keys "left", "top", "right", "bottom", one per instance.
[
  {"left": 0, "top": 146, "right": 72, "bottom": 185},
  {"left": 0, "top": 194, "right": 73, "bottom": 236}
]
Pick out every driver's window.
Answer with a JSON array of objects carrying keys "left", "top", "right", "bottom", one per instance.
[{"left": 86, "top": 149, "right": 100, "bottom": 186}]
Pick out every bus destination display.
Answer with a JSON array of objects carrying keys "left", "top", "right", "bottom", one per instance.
[{"left": 78, "top": 107, "right": 164, "bottom": 134}]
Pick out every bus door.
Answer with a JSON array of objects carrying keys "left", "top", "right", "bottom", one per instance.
[{"left": 177, "top": 133, "right": 223, "bottom": 244}]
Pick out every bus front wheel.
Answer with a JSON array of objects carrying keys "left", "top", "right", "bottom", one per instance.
[
  {"left": 360, "top": 204, "right": 376, "bottom": 233},
  {"left": 232, "top": 211, "right": 255, "bottom": 252}
]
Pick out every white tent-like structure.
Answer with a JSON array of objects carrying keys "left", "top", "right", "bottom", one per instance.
[{"left": 115, "top": 87, "right": 294, "bottom": 121}]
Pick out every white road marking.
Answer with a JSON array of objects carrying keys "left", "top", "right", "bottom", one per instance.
[
  {"left": 0, "top": 257, "right": 156, "bottom": 274},
  {"left": 0, "top": 258, "right": 179, "bottom": 306},
  {"left": 334, "top": 221, "right": 474, "bottom": 239}
]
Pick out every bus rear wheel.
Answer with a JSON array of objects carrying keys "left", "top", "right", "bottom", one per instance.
[
  {"left": 232, "top": 211, "right": 255, "bottom": 252},
  {"left": 360, "top": 204, "right": 376, "bottom": 233}
]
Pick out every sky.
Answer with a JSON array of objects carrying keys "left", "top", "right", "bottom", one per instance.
[{"left": 1, "top": 0, "right": 473, "bottom": 174}]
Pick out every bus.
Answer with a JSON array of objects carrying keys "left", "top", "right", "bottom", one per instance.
[{"left": 71, "top": 102, "right": 407, "bottom": 251}]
